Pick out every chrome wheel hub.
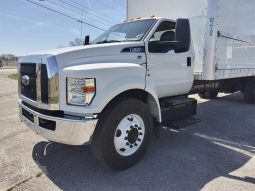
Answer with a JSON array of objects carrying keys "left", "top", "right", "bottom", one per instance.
[{"left": 114, "top": 114, "right": 145, "bottom": 156}]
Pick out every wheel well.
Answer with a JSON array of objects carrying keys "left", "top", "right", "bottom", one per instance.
[
  {"left": 113, "top": 89, "right": 148, "bottom": 103},
  {"left": 100, "top": 89, "right": 160, "bottom": 122}
]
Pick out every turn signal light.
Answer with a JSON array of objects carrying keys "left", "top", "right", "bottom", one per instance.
[{"left": 82, "top": 86, "right": 96, "bottom": 93}]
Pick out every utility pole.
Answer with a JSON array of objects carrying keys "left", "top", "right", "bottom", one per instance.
[
  {"left": 80, "top": 15, "right": 83, "bottom": 40},
  {"left": 79, "top": 11, "right": 85, "bottom": 41}
]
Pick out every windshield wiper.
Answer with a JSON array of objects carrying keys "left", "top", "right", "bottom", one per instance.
[{"left": 96, "top": 40, "right": 123, "bottom": 44}]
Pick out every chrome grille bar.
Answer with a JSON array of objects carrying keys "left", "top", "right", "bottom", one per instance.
[
  {"left": 18, "top": 55, "right": 59, "bottom": 110},
  {"left": 36, "top": 63, "right": 41, "bottom": 103}
]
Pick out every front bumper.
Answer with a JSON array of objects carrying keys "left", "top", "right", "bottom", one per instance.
[{"left": 18, "top": 100, "right": 98, "bottom": 145}]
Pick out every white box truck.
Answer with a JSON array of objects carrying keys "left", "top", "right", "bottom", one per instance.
[{"left": 18, "top": 0, "right": 255, "bottom": 170}]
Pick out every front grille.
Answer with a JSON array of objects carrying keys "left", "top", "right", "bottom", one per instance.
[
  {"left": 41, "top": 64, "right": 48, "bottom": 103},
  {"left": 19, "top": 56, "right": 59, "bottom": 110},
  {"left": 20, "top": 63, "right": 37, "bottom": 101}
]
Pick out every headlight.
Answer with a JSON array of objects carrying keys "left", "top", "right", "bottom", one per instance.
[{"left": 67, "top": 78, "right": 96, "bottom": 106}]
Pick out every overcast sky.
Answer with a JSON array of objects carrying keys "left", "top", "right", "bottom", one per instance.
[{"left": 0, "top": 0, "right": 126, "bottom": 56}]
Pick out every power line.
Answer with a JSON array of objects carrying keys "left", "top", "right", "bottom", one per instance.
[
  {"left": 95, "top": 0, "right": 123, "bottom": 15},
  {"left": 59, "top": 0, "right": 85, "bottom": 11},
  {"left": 60, "top": 0, "right": 119, "bottom": 24},
  {"left": 64, "top": 0, "right": 118, "bottom": 23},
  {"left": 82, "top": 14, "right": 112, "bottom": 28},
  {"left": 43, "top": 0, "right": 109, "bottom": 38},
  {"left": 0, "top": 12, "right": 81, "bottom": 35},
  {"left": 112, "top": 0, "right": 125, "bottom": 7},
  {"left": 26, "top": 0, "right": 106, "bottom": 31},
  {"left": 62, "top": 0, "right": 116, "bottom": 25},
  {"left": 44, "top": 0, "right": 112, "bottom": 28}
]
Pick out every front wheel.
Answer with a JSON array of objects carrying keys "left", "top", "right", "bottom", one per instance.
[{"left": 91, "top": 98, "right": 153, "bottom": 170}]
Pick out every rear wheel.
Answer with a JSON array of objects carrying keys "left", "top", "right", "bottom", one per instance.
[
  {"left": 198, "top": 91, "right": 218, "bottom": 99},
  {"left": 91, "top": 98, "right": 153, "bottom": 170}
]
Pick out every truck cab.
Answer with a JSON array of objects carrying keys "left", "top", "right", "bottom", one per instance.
[{"left": 18, "top": 17, "right": 194, "bottom": 170}]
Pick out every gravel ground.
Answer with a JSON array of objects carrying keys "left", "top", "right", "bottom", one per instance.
[{"left": 0, "top": 69, "right": 255, "bottom": 191}]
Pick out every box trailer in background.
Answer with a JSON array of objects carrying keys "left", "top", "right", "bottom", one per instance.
[{"left": 127, "top": 0, "right": 255, "bottom": 81}]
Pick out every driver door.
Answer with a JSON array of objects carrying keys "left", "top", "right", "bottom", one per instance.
[{"left": 146, "top": 20, "right": 193, "bottom": 98}]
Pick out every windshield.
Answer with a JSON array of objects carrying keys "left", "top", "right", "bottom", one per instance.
[{"left": 92, "top": 19, "right": 156, "bottom": 44}]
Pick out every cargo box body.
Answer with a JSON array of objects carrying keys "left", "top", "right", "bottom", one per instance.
[{"left": 127, "top": 0, "right": 255, "bottom": 80}]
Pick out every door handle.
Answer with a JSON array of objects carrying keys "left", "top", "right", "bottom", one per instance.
[{"left": 187, "top": 57, "right": 192, "bottom": 67}]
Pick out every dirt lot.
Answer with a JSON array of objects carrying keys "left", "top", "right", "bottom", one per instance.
[{"left": 0, "top": 69, "right": 255, "bottom": 191}]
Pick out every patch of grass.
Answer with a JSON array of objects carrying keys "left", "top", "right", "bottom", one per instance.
[
  {"left": 8, "top": 73, "right": 18, "bottom": 80},
  {"left": 36, "top": 171, "right": 43, "bottom": 178}
]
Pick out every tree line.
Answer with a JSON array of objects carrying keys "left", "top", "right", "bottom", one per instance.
[{"left": 0, "top": 54, "right": 18, "bottom": 67}]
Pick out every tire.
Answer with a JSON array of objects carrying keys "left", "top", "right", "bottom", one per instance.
[
  {"left": 243, "top": 79, "right": 255, "bottom": 104},
  {"left": 91, "top": 98, "right": 153, "bottom": 170},
  {"left": 198, "top": 91, "right": 218, "bottom": 99}
]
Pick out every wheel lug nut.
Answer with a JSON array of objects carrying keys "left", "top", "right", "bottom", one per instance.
[
  {"left": 126, "top": 130, "right": 129, "bottom": 134},
  {"left": 135, "top": 124, "right": 138, "bottom": 128},
  {"left": 130, "top": 126, "right": 134, "bottom": 129},
  {"left": 127, "top": 117, "right": 133, "bottom": 121},
  {"left": 126, "top": 142, "right": 130, "bottom": 146},
  {"left": 129, "top": 145, "right": 133, "bottom": 148},
  {"left": 138, "top": 138, "right": 141, "bottom": 142},
  {"left": 138, "top": 127, "right": 142, "bottom": 130},
  {"left": 139, "top": 132, "right": 143, "bottom": 136},
  {"left": 134, "top": 143, "right": 138, "bottom": 146}
]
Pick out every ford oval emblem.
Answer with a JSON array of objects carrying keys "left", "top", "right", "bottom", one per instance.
[{"left": 21, "top": 75, "right": 30, "bottom": 86}]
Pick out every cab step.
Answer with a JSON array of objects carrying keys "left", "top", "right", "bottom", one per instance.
[{"left": 160, "top": 97, "right": 197, "bottom": 128}]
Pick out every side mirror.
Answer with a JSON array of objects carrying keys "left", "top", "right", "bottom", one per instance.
[
  {"left": 175, "top": 19, "right": 191, "bottom": 53},
  {"left": 84, "top": 35, "right": 90, "bottom": 45}
]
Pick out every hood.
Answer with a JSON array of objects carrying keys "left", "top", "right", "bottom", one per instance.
[{"left": 23, "top": 42, "right": 146, "bottom": 70}]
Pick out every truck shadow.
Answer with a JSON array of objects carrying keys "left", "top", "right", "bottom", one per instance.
[{"left": 32, "top": 92, "right": 255, "bottom": 191}]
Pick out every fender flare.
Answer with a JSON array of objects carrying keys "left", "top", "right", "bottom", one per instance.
[{"left": 145, "top": 78, "right": 162, "bottom": 122}]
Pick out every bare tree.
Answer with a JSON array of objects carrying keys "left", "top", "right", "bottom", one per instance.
[{"left": 69, "top": 38, "right": 83, "bottom": 46}]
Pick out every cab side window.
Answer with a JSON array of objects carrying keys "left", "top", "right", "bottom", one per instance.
[{"left": 149, "top": 21, "right": 176, "bottom": 53}]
